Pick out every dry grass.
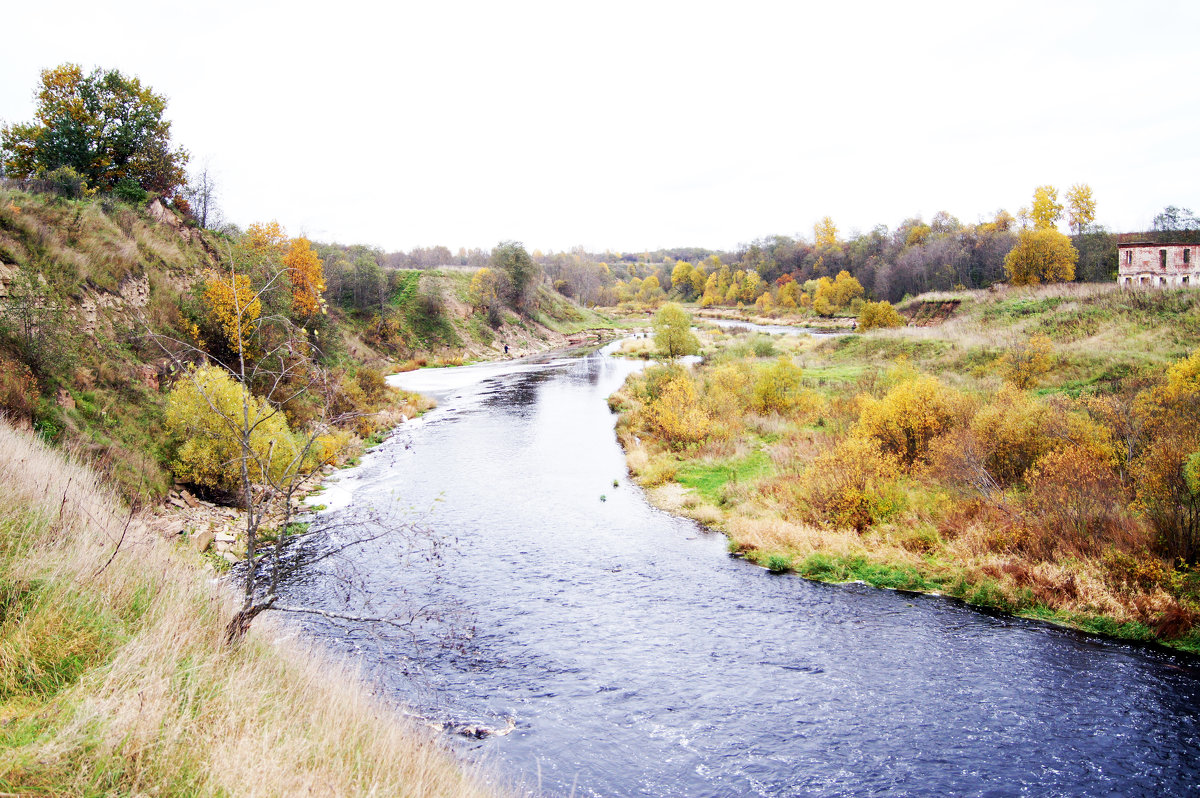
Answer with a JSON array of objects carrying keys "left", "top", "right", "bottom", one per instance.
[{"left": 0, "top": 420, "right": 503, "bottom": 797}]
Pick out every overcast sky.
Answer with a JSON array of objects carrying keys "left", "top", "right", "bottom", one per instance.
[{"left": 3, "top": 1, "right": 1197, "bottom": 254}]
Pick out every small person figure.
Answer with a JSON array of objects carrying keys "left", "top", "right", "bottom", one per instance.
[{"left": 504, "top": 344, "right": 509, "bottom": 356}]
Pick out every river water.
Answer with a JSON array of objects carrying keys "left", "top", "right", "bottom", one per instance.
[{"left": 292, "top": 343, "right": 1200, "bottom": 797}]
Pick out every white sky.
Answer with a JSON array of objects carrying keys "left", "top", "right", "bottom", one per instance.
[{"left": 3, "top": 1, "right": 1197, "bottom": 254}]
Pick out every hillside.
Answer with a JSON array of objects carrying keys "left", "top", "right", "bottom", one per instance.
[{"left": 0, "top": 184, "right": 612, "bottom": 504}]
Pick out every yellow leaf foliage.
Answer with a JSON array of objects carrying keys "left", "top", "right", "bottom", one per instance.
[
  {"left": 855, "top": 374, "right": 963, "bottom": 466},
  {"left": 647, "top": 374, "right": 710, "bottom": 448},
  {"left": 165, "top": 365, "right": 302, "bottom": 495},
  {"left": 1030, "top": 185, "right": 1063, "bottom": 230},
  {"left": 814, "top": 216, "right": 839, "bottom": 248},
  {"left": 204, "top": 270, "right": 262, "bottom": 357},
  {"left": 998, "top": 334, "right": 1054, "bottom": 388},
  {"left": 856, "top": 300, "right": 905, "bottom": 330},
  {"left": 752, "top": 357, "right": 804, "bottom": 414},
  {"left": 1004, "top": 228, "right": 1077, "bottom": 285},
  {"left": 243, "top": 221, "right": 288, "bottom": 262},
  {"left": 797, "top": 436, "right": 900, "bottom": 532}
]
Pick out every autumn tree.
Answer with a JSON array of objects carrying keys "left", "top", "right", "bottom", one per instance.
[
  {"left": 202, "top": 270, "right": 262, "bottom": 362},
  {"left": 998, "top": 334, "right": 1054, "bottom": 388},
  {"left": 653, "top": 302, "right": 700, "bottom": 359},
  {"left": 282, "top": 237, "right": 326, "bottom": 318},
  {"left": 1, "top": 64, "right": 188, "bottom": 195},
  {"left": 1003, "top": 228, "right": 1078, "bottom": 285},
  {"left": 1030, "top": 185, "right": 1063, "bottom": 230},
  {"left": 814, "top": 216, "right": 839, "bottom": 248},
  {"left": 670, "top": 260, "right": 699, "bottom": 301},
  {"left": 1064, "top": 183, "right": 1096, "bottom": 235},
  {"left": 857, "top": 301, "right": 905, "bottom": 330}
]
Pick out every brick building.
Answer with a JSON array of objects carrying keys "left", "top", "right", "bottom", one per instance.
[{"left": 1117, "top": 232, "right": 1200, "bottom": 287}]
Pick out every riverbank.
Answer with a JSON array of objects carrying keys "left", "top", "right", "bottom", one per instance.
[
  {"left": 610, "top": 289, "right": 1200, "bottom": 654},
  {"left": 0, "top": 418, "right": 506, "bottom": 796}
]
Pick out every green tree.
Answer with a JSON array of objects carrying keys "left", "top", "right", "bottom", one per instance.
[
  {"left": 1004, "top": 228, "right": 1078, "bottom": 285},
  {"left": 491, "top": 240, "right": 539, "bottom": 311},
  {"left": 653, "top": 302, "right": 700, "bottom": 359},
  {"left": 1, "top": 64, "right": 189, "bottom": 195}
]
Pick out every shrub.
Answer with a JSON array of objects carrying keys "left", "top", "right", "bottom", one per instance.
[
  {"left": 751, "top": 336, "right": 777, "bottom": 357},
  {"left": 856, "top": 300, "right": 905, "bottom": 330},
  {"left": 998, "top": 334, "right": 1054, "bottom": 388},
  {"left": 1026, "top": 444, "right": 1128, "bottom": 555},
  {"left": 855, "top": 374, "right": 963, "bottom": 466},
  {"left": 752, "top": 357, "right": 804, "bottom": 414},
  {"left": 795, "top": 436, "right": 901, "bottom": 532},
  {"left": 0, "top": 353, "right": 37, "bottom": 421},
  {"left": 165, "top": 365, "right": 303, "bottom": 496},
  {"left": 111, "top": 177, "right": 148, "bottom": 205},
  {"left": 43, "top": 166, "right": 89, "bottom": 199},
  {"left": 646, "top": 373, "right": 710, "bottom": 447},
  {"left": 355, "top": 367, "right": 388, "bottom": 405},
  {"left": 969, "top": 385, "right": 1053, "bottom": 487}
]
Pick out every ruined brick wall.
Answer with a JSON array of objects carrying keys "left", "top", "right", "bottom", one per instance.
[{"left": 1118, "top": 243, "right": 1200, "bottom": 287}]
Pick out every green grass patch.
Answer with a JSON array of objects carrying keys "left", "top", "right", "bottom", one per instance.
[{"left": 676, "top": 449, "right": 771, "bottom": 504}]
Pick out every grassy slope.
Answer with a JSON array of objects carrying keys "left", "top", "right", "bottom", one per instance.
[
  {"left": 615, "top": 284, "right": 1200, "bottom": 653},
  {"left": 0, "top": 420, "right": 501, "bottom": 796}
]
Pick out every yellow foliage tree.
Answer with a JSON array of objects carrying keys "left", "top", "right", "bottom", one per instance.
[
  {"left": 1065, "top": 183, "right": 1097, "bottom": 235},
  {"left": 243, "top": 221, "right": 288, "bottom": 261},
  {"left": 204, "top": 270, "right": 262, "bottom": 357},
  {"left": 1003, "top": 228, "right": 1078, "bottom": 285},
  {"left": 165, "top": 365, "right": 302, "bottom": 496},
  {"left": 797, "top": 436, "right": 900, "bottom": 532},
  {"left": 855, "top": 374, "right": 962, "bottom": 466},
  {"left": 999, "top": 334, "right": 1054, "bottom": 388},
  {"left": 1030, "top": 185, "right": 1063, "bottom": 230},
  {"left": 856, "top": 300, "right": 905, "bottom": 330},
  {"left": 647, "top": 374, "right": 710, "bottom": 447},
  {"left": 282, "top": 236, "right": 325, "bottom": 318},
  {"left": 814, "top": 216, "right": 839, "bottom": 248},
  {"left": 752, "top": 357, "right": 804, "bottom": 414}
]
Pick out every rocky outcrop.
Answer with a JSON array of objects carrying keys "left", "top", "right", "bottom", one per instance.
[{"left": 147, "top": 197, "right": 197, "bottom": 243}]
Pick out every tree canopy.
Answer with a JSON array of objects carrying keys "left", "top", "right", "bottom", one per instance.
[
  {"left": 653, "top": 303, "right": 700, "bottom": 359},
  {"left": 1004, "top": 228, "right": 1078, "bottom": 286},
  {"left": 1, "top": 64, "right": 189, "bottom": 196}
]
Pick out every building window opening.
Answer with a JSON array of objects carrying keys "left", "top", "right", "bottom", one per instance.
[
  {"left": 1161, "top": 249, "right": 1168, "bottom": 268},
  {"left": 1184, "top": 275, "right": 1191, "bottom": 285}
]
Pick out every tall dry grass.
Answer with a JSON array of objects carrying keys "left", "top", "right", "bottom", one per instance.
[{"left": 0, "top": 419, "right": 504, "bottom": 797}]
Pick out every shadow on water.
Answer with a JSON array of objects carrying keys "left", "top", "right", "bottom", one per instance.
[{"left": 289, "top": 344, "right": 1200, "bottom": 798}]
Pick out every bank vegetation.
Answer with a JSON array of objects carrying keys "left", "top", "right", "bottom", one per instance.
[{"left": 611, "top": 285, "right": 1200, "bottom": 652}]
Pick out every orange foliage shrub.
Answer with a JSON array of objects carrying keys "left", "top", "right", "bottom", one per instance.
[{"left": 1026, "top": 444, "right": 1133, "bottom": 555}]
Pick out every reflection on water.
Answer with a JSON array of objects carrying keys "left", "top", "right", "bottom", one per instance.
[{"left": 293, "top": 345, "right": 1200, "bottom": 797}]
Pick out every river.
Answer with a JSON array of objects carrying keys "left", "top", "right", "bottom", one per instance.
[{"left": 289, "top": 343, "right": 1200, "bottom": 797}]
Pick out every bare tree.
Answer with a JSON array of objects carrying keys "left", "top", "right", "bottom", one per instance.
[
  {"left": 145, "top": 241, "right": 438, "bottom": 643},
  {"left": 183, "top": 163, "right": 222, "bottom": 229}
]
